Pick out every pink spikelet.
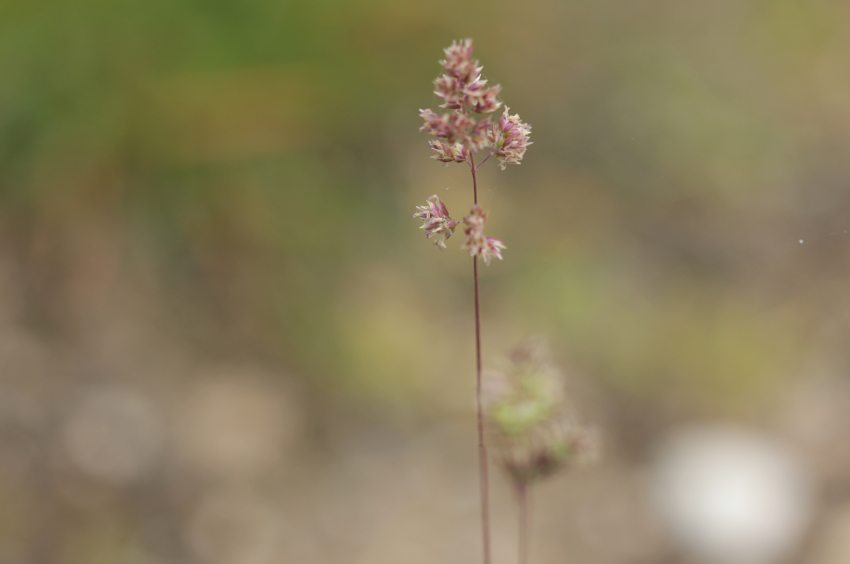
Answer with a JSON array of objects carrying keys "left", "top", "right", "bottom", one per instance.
[
  {"left": 413, "top": 195, "right": 458, "bottom": 250},
  {"left": 491, "top": 106, "right": 532, "bottom": 170},
  {"left": 461, "top": 205, "right": 506, "bottom": 265}
]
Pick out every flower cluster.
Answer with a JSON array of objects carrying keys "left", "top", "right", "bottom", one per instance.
[
  {"left": 436, "top": 39, "right": 501, "bottom": 114},
  {"left": 413, "top": 195, "right": 458, "bottom": 250},
  {"left": 461, "top": 205, "right": 505, "bottom": 265},
  {"left": 413, "top": 197, "right": 506, "bottom": 261},
  {"left": 419, "top": 40, "right": 531, "bottom": 170},
  {"left": 419, "top": 39, "right": 504, "bottom": 164},
  {"left": 483, "top": 341, "right": 599, "bottom": 486},
  {"left": 490, "top": 106, "right": 533, "bottom": 170},
  {"left": 414, "top": 39, "right": 524, "bottom": 264}
]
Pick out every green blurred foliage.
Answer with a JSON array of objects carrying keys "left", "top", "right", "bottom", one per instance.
[{"left": 2, "top": 0, "right": 850, "bottom": 413}]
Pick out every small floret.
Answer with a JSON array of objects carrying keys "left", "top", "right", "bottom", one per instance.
[
  {"left": 413, "top": 195, "right": 459, "bottom": 250},
  {"left": 461, "top": 205, "right": 506, "bottom": 265}
]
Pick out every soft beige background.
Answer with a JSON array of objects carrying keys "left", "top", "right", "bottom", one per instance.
[{"left": 2, "top": 0, "right": 850, "bottom": 562}]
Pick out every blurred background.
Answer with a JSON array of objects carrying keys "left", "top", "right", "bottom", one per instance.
[{"left": 2, "top": 0, "right": 850, "bottom": 562}]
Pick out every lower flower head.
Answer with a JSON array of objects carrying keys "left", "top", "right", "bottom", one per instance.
[
  {"left": 413, "top": 195, "right": 458, "bottom": 250},
  {"left": 461, "top": 205, "right": 505, "bottom": 265}
]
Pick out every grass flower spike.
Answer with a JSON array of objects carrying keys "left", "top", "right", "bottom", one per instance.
[
  {"left": 484, "top": 341, "right": 599, "bottom": 485},
  {"left": 413, "top": 39, "right": 534, "bottom": 564},
  {"left": 484, "top": 340, "right": 600, "bottom": 564}
]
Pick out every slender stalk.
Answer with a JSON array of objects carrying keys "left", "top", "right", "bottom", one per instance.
[
  {"left": 517, "top": 481, "right": 530, "bottom": 564},
  {"left": 470, "top": 153, "right": 491, "bottom": 564},
  {"left": 475, "top": 152, "right": 493, "bottom": 171}
]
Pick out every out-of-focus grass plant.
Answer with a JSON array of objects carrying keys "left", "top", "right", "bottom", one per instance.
[{"left": 484, "top": 340, "right": 599, "bottom": 564}]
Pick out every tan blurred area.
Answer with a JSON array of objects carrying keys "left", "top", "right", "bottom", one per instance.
[{"left": 3, "top": 0, "right": 850, "bottom": 562}]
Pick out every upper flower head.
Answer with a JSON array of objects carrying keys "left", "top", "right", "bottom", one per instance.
[
  {"left": 413, "top": 195, "right": 458, "bottom": 250},
  {"left": 461, "top": 205, "right": 505, "bottom": 265},
  {"left": 420, "top": 40, "right": 506, "bottom": 163},
  {"left": 437, "top": 39, "right": 501, "bottom": 115},
  {"left": 440, "top": 39, "right": 482, "bottom": 81},
  {"left": 491, "top": 106, "right": 532, "bottom": 170}
]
